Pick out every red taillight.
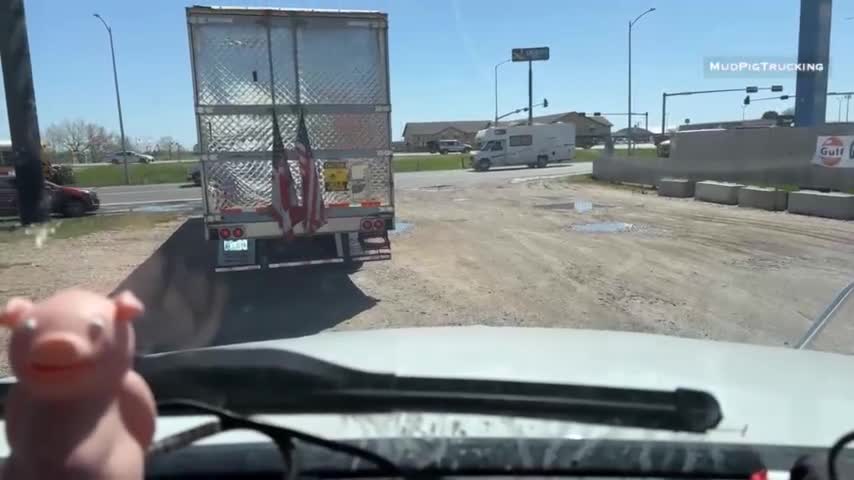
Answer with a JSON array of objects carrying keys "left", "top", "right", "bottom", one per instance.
[
  {"left": 219, "top": 228, "right": 231, "bottom": 239},
  {"left": 361, "top": 219, "right": 374, "bottom": 231},
  {"left": 232, "top": 227, "right": 244, "bottom": 238},
  {"left": 373, "top": 219, "right": 385, "bottom": 231}
]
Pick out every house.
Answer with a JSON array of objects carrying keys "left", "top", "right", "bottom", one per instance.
[
  {"left": 402, "top": 112, "right": 613, "bottom": 151},
  {"left": 506, "top": 112, "right": 612, "bottom": 147},
  {"left": 402, "top": 121, "right": 494, "bottom": 151}
]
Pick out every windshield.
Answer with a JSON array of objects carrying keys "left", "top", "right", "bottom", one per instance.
[{"left": 2, "top": 0, "right": 854, "bottom": 460}]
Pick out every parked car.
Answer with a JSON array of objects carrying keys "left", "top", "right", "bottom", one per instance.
[
  {"left": 187, "top": 164, "right": 201, "bottom": 186},
  {"left": 109, "top": 151, "right": 154, "bottom": 164},
  {"left": 0, "top": 175, "right": 99, "bottom": 218},
  {"left": 428, "top": 139, "right": 472, "bottom": 154}
]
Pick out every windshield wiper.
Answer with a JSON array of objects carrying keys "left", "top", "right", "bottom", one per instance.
[{"left": 136, "top": 347, "right": 723, "bottom": 433}]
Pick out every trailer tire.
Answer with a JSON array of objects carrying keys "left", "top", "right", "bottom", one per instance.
[
  {"left": 475, "top": 158, "right": 491, "bottom": 172},
  {"left": 536, "top": 155, "right": 548, "bottom": 168}
]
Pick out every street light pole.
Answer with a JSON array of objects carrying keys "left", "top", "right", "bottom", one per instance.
[
  {"left": 94, "top": 13, "right": 129, "bottom": 185},
  {"left": 493, "top": 59, "right": 510, "bottom": 124},
  {"left": 628, "top": 7, "right": 655, "bottom": 156}
]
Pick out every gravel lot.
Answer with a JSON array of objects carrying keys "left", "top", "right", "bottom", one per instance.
[
  {"left": 343, "top": 177, "right": 854, "bottom": 352},
  {"left": 2, "top": 176, "right": 853, "bottom": 375}
]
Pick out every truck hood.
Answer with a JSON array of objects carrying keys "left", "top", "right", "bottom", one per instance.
[
  {"left": 146, "top": 326, "right": 854, "bottom": 448},
  {"left": 2, "top": 326, "right": 851, "bottom": 457}
]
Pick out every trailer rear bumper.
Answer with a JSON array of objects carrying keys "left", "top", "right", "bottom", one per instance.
[{"left": 212, "top": 225, "right": 391, "bottom": 273}]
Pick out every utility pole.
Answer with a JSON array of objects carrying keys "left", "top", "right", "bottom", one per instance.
[
  {"left": 94, "top": 13, "right": 129, "bottom": 185},
  {"left": 1, "top": 0, "right": 46, "bottom": 225}
]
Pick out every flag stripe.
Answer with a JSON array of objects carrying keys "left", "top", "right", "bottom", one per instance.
[
  {"left": 270, "top": 113, "right": 299, "bottom": 239},
  {"left": 295, "top": 111, "right": 327, "bottom": 234}
]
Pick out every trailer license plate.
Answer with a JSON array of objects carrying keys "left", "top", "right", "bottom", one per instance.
[
  {"left": 324, "top": 161, "right": 349, "bottom": 192},
  {"left": 223, "top": 239, "right": 248, "bottom": 252}
]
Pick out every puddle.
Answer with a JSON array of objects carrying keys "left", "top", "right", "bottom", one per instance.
[
  {"left": 126, "top": 203, "right": 201, "bottom": 214},
  {"left": 571, "top": 222, "right": 635, "bottom": 233},
  {"left": 418, "top": 184, "right": 454, "bottom": 192},
  {"left": 391, "top": 221, "right": 414, "bottom": 235},
  {"left": 536, "top": 200, "right": 612, "bottom": 213}
]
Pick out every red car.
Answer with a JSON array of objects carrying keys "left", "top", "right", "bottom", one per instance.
[{"left": 0, "top": 175, "right": 100, "bottom": 218}]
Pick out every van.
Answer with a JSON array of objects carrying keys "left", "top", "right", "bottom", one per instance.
[{"left": 472, "top": 123, "right": 575, "bottom": 171}]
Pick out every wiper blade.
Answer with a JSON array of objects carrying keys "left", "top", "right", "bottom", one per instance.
[{"left": 136, "top": 347, "right": 723, "bottom": 433}]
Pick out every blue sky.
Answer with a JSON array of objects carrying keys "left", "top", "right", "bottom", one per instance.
[{"left": 1, "top": 0, "right": 852, "bottom": 147}]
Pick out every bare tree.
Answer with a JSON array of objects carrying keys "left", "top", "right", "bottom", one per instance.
[
  {"left": 85, "top": 123, "right": 113, "bottom": 163},
  {"left": 44, "top": 119, "right": 88, "bottom": 162}
]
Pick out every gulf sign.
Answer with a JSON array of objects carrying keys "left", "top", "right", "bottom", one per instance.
[{"left": 812, "top": 136, "right": 854, "bottom": 168}]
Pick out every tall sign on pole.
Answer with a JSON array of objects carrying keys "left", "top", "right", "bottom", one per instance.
[{"left": 512, "top": 47, "right": 549, "bottom": 125}]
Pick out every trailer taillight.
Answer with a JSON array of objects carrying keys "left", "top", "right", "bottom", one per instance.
[
  {"left": 361, "top": 219, "right": 374, "bottom": 231},
  {"left": 232, "top": 227, "right": 245, "bottom": 238},
  {"left": 373, "top": 219, "right": 385, "bottom": 231},
  {"left": 219, "top": 227, "right": 231, "bottom": 239}
]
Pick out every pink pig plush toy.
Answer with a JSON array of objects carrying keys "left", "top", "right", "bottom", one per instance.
[{"left": 0, "top": 288, "right": 156, "bottom": 480}]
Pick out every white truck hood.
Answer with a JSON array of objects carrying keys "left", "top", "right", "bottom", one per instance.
[{"left": 2, "top": 326, "right": 852, "bottom": 456}]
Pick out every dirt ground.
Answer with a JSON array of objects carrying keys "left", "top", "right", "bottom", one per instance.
[
  {"left": 2, "top": 176, "right": 854, "bottom": 375},
  {"left": 0, "top": 219, "right": 185, "bottom": 375},
  {"left": 343, "top": 177, "right": 854, "bottom": 352}
]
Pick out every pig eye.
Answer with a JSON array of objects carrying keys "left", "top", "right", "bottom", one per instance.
[
  {"left": 21, "top": 318, "right": 38, "bottom": 332},
  {"left": 89, "top": 317, "right": 105, "bottom": 336}
]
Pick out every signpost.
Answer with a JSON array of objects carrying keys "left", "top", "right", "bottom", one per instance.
[{"left": 512, "top": 47, "right": 549, "bottom": 125}]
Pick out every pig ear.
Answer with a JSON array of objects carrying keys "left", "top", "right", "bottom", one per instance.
[
  {"left": 113, "top": 290, "right": 144, "bottom": 322},
  {"left": 0, "top": 297, "right": 34, "bottom": 328}
]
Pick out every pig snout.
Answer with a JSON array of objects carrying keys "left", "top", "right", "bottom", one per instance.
[{"left": 30, "top": 334, "right": 90, "bottom": 367}]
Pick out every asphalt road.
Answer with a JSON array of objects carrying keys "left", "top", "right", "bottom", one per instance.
[{"left": 96, "top": 162, "right": 593, "bottom": 213}]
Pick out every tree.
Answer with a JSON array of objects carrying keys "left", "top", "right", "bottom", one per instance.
[
  {"left": 44, "top": 119, "right": 87, "bottom": 162},
  {"left": 761, "top": 110, "right": 779, "bottom": 120},
  {"left": 84, "top": 123, "right": 116, "bottom": 162}
]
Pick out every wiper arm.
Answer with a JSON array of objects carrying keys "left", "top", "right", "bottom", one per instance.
[{"left": 137, "top": 347, "right": 723, "bottom": 433}]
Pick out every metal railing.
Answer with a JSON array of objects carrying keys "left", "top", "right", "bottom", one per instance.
[{"left": 795, "top": 280, "right": 854, "bottom": 350}]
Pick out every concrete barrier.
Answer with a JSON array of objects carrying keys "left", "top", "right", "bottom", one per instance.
[
  {"left": 657, "top": 178, "right": 695, "bottom": 198},
  {"left": 593, "top": 124, "right": 854, "bottom": 191},
  {"left": 738, "top": 186, "right": 788, "bottom": 211},
  {"left": 695, "top": 181, "right": 744, "bottom": 205},
  {"left": 592, "top": 155, "right": 665, "bottom": 186},
  {"left": 788, "top": 191, "right": 854, "bottom": 220}
]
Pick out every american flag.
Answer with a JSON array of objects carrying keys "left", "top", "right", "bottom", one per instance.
[
  {"left": 270, "top": 113, "right": 300, "bottom": 238},
  {"left": 294, "top": 110, "right": 326, "bottom": 234}
]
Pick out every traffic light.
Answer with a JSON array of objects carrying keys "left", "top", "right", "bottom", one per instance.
[
  {"left": 543, "top": 98, "right": 549, "bottom": 108},
  {"left": 780, "top": 95, "right": 790, "bottom": 100},
  {"left": 746, "top": 86, "right": 759, "bottom": 93},
  {"left": 771, "top": 85, "right": 783, "bottom": 92},
  {"left": 594, "top": 112, "right": 602, "bottom": 116},
  {"left": 744, "top": 95, "right": 751, "bottom": 105}
]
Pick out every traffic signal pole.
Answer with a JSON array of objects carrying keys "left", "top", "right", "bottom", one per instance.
[{"left": 0, "top": 0, "right": 46, "bottom": 225}]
